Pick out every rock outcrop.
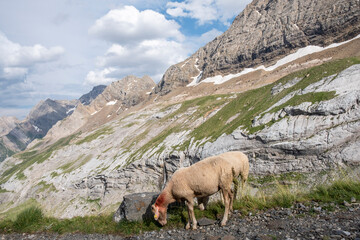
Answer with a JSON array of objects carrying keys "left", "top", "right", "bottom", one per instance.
[
  {"left": 154, "top": 0, "right": 360, "bottom": 95},
  {"left": 79, "top": 85, "right": 106, "bottom": 106}
]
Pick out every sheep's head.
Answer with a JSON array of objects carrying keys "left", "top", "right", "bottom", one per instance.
[{"left": 151, "top": 203, "right": 167, "bottom": 226}]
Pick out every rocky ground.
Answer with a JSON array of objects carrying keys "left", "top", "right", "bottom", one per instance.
[{"left": 1, "top": 201, "right": 360, "bottom": 240}]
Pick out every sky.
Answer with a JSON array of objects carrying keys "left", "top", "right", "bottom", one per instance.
[{"left": 0, "top": 0, "right": 252, "bottom": 120}]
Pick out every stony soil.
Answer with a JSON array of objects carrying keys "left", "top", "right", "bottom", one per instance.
[{"left": 1, "top": 201, "right": 360, "bottom": 240}]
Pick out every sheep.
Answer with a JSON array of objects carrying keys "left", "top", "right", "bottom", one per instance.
[{"left": 151, "top": 151, "right": 249, "bottom": 230}]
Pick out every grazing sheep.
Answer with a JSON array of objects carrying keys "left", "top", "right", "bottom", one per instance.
[{"left": 151, "top": 151, "right": 249, "bottom": 230}]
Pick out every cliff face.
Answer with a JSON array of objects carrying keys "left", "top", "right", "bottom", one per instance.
[{"left": 155, "top": 0, "right": 360, "bottom": 95}]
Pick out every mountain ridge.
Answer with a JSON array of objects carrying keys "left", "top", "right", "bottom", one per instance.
[{"left": 154, "top": 0, "right": 360, "bottom": 95}]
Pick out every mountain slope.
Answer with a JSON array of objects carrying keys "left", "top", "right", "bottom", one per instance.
[
  {"left": 0, "top": 99, "right": 77, "bottom": 159},
  {"left": 35, "top": 75, "right": 155, "bottom": 147},
  {"left": 155, "top": 0, "right": 360, "bottom": 95},
  {"left": 0, "top": 0, "right": 360, "bottom": 219}
]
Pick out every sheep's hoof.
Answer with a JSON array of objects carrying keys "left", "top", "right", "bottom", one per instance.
[
  {"left": 220, "top": 221, "right": 227, "bottom": 227},
  {"left": 185, "top": 223, "right": 191, "bottom": 230}
]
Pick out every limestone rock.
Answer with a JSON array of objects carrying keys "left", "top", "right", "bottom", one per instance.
[
  {"left": 113, "top": 192, "right": 158, "bottom": 222},
  {"left": 155, "top": 0, "right": 360, "bottom": 95}
]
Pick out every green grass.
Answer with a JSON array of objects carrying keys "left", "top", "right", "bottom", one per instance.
[
  {"left": 186, "top": 57, "right": 360, "bottom": 143},
  {"left": 12, "top": 207, "right": 43, "bottom": 231},
  {"left": 76, "top": 126, "right": 114, "bottom": 145},
  {"left": 58, "top": 154, "right": 93, "bottom": 174},
  {"left": 1, "top": 179, "right": 359, "bottom": 235},
  {"left": 0, "top": 134, "right": 77, "bottom": 184}
]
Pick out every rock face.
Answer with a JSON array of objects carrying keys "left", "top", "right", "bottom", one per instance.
[
  {"left": 79, "top": 85, "right": 106, "bottom": 106},
  {"left": 0, "top": 99, "right": 77, "bottom": 161},
  {"left": 113, "top": 192, "right": 158, "bottom": 222},
  {"left": 91, "top": 75, "right": 155, "bottom": 111},
  {"left": 154, "top": 0, "right": 360, "bottom": 95},
  {"left": 42, "top": 75, "right": 155, "bottom": 143}
]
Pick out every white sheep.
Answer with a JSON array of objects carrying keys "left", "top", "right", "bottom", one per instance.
[{"left": 151, "top": 151, "right": 249, "bottom": 230}]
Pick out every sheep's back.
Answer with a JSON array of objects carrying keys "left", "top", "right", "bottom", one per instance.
[{"left": 170, "top": 157, "right": 233, "bottom": 199}]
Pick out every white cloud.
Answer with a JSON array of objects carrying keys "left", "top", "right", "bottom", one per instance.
[
  {"left": 86, "top": 6, "right": 189, "bottom": 86},
  {"left": 86, "top": 39, "right": 188, "bottom": 85},
  {"left": 0, "top": 31, "right": 64, "bottom": 86},
  {"left": 89, "top": 5, "right": 184, "bottom": 45},
  {"left": 166, "top": 0, "right": 252, "bottom": 25}
]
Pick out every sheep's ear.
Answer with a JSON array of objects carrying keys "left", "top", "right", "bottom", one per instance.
[{"left": 152, "top": 205, "right": 159, "bottom": 220}]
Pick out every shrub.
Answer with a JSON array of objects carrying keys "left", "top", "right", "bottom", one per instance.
[{"left": 13, "top": 207, "right": 43, "bottom": 231}]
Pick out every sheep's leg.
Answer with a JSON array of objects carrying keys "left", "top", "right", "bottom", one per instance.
[
  {"left": 229, "top": 189, "right": 234, "bottom": 213},
  {"left": 185, "top": 199, "right": 197, "bottom": 230},
  {"left": 197, "top": 196, "right": 209, "bottom": 211},
  {"left": 220, "top": 188, "right": 232, "bottom": 226}
]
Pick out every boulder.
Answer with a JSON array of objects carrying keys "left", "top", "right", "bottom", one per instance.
[{"left": 113, "top": 192, "right": 158, "bottom": 222}]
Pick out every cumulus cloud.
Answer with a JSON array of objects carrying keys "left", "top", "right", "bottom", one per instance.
[
  {"left": 166, "top": 0, "right": 252, "bottom": 25},
  {"left": 86, "top": 6, "right": 189, "bottom": 86},
  {"left": 0, "top": 31, "right": 64, "bottom": 86},
  {"left": 89, "top": 5, "right": 184, "bottom": 45},
  {"left": 86, "top": 39, "right": 187, "bottom": 85}
]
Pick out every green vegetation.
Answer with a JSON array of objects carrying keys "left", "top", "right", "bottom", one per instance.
[
  {"left": 76, "top": 126, "right": 114, "bottom": 145},
  {"left": 120, "top": 57, "right": 360, "bottom": 165},
  {"left": 58, "top": 154, "right": 93, "bottom": 174},
  {"left": 187, "top": 57, "right": 360, "bottom": 142},
  {"left": 12, "top": 207, "right": 43, "bottom": 231},
  {"left": 0, "top": 140, "right": 15, "bottom": 162},
  {"left": 0, "top": 134, "right": 77, "bottom": 184},
  {"left": 1, "top": 178, "right": 359, "bottom": 235},
  {"left": 36, "top": 181, "right": 56, "bottom": 193}
]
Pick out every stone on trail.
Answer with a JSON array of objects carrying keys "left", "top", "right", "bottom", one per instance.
[{"left": 113, "top": 192, "right": 158, "bottom": 222}]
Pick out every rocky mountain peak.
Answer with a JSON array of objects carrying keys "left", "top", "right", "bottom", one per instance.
[
  {"left": 93, "top": 75, "right": 155, "bottom": 109},
  {"left": 79, "top": 85, "right": 106, "bottom": 106},
  {"left": 154, "top": 0, "right": 360, "bottom": 95}
]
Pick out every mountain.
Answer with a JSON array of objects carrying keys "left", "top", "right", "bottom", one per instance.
[
  {"left": 0, "top": 0, "right": 360, "bottom": 219},
  {"left": 154, "top": 0, "right": 360, "bottom": 95},
  {"left": 0, "top": 99, "right": 77, "bottom": 153},
  {"left": 0, "top": 84, "right": 106, "bottom": 162},
  {"left": 34, "top": 75, "right": 155, "bottom": 147},
  {"left": 79, "top": 85, "right": 106, "bottom": 105},
  {"left": 0, "top": 117, "right": 19, "bottom": 161},
  {"left": 0, "top": 116, "right": 19, "bottom": 137}
]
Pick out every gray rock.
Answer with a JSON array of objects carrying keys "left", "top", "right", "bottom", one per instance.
[
  {"left": 113, "top": 192, "right": 158, "bottom": 222},
  {"left": 197, "top": 218, "right": 217, "bottom": 226},
  {"left": 154, "top": 0, "right": 360, "bottom": 95}
]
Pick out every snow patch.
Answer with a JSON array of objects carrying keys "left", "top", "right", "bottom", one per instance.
[
  {"left": 91, "top": 111, "right": 98, "bottom": 116},
  {"left": 181, "top": 60, "right": 190, "bottom": 68},
  {"left": 195, "top": 34, "right": 360, "bottom": 86},
  {"left": 66, "top": 107, "right": 76, "bottom": 115},
  {"left": 32, "top": 125, "right": 41, "bottom": 133},
  {"left": 106, "top": 100, "right": 117, "bottom": 106},
  {"left": 187, "top": 58, "right": 203, "bottom": 87}
]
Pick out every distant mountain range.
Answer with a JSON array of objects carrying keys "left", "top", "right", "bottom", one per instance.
[{"left": 0, "top": 86, "right": 107, "bottom": 161}]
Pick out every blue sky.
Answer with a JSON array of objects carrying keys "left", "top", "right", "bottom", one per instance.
[{"left": 0, "top": 0, "right": 252, "bottom": 119}]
